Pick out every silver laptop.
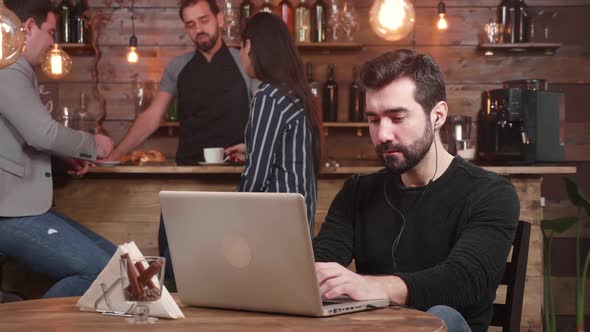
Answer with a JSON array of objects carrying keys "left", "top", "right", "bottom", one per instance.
[{"left": 160, "top": 191, "right": 389, "bottom": 316}]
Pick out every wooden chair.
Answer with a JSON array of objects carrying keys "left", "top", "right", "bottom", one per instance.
[
  {"left": 490, "top": 220, "right": 531, "bottom": 332},
  {"left": 0, "top": 255, "right": 26, "bottom": 303}
]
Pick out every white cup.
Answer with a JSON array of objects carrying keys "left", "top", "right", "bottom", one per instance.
[{"left": 203, "top": 147, "right": 227, "bottom": 163}]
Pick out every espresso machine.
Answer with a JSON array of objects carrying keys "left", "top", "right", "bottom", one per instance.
[{"left": 477, "top": 88, "right": 565, "bottom": 164}]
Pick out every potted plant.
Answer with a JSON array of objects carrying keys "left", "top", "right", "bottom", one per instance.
[{"left": 541, "top": 177, "right": 590, "bottom": 332}]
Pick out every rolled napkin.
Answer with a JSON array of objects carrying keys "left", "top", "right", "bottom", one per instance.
[{"left": 76, "top": 241, "right": 184, "bottom": 319}]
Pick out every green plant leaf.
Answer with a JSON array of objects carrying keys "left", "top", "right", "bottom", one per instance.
[
  {"left": 578, "top": 250, "right": 590, "bottom": 327},
  {"left": 541, "top": 217, "right": 578, "bottom": 233},
  {"left": 563, "top": 177, "right": 590, "bottom": 216}
]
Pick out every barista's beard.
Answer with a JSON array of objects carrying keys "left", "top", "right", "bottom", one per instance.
[
  {"left": 376, "top": 120, "right": 434, "bottom": 174},
  {"left": 194, "top": 29, "right": 220, "bottom": 53}
]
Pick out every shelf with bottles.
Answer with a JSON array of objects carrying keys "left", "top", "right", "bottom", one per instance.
[
  {"left": 225, "top": 41, "right": 362, "bottom": 51},
  {"left": 59, "top": 43, "right": 94, "bottom": 55},
  {"left": 56, "top": 0, "right": 91, "bottom": 54},
  {"left": 224, "top": 0, "right": 362, "bottom": 50},
  {"left": 483, "top": 0, "right": 561, "bottom": 56},
  {"left": 479, "top": 42, "right": 561, "bottom": 56}
]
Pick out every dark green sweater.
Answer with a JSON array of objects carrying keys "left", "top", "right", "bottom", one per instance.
[{"left": 313, "top": 157, "right": 519, "bottom": 332}]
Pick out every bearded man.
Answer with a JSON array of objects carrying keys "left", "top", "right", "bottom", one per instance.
[{"left": 312, "top": 49, "right": 520, "bottom": 332}]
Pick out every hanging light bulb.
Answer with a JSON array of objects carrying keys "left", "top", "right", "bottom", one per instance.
[
  {"left": 41, "top": 44, "right": 72, "bottom": 79},
  {"left": 126, "top": 0, "right": 138, "bottom": 63},
  {"left": 127, "top": 35, "right": 138, "bottom": 63},
  {"left": 437, "top": 1, "right": 448, "bottom": 30},
  {"left": 0, "top": 0, "right": 26, "bottom": 69},
  {"left": 369, "top": 0, "right": 415, "bottom": 42}
]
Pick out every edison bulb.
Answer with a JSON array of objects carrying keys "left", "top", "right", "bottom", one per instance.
[
  {"left": 369, "top": 0, "right": 415, "bottom": 41},
  {"left": 41, "top": 44, "right": 72, "bottom": 79},
  {"left": 437, "top": 13, "right": 448, "bottom": 30},
  {"left": 127, "top": 46, "right": 138, "bottom": 63},
  {"left": 0, "top": 3, "right": 26, "bottom": 69}
]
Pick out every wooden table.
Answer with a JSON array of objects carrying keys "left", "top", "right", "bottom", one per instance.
[{"left": 0, "top": 296, "right": 446, "bottom": 332}]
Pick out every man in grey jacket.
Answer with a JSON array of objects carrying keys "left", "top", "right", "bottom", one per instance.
[{"left": 0, "top": 0, "right": 116, "bottom": 298}]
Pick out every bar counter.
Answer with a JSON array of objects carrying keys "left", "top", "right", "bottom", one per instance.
[
  {"left": 87, "top": 163, "right": 575, "bottom": 175},
  {"left": 49, "top": 163, "right": 575, "bottom": 332}
]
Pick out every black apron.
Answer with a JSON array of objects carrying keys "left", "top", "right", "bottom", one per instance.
[{"left": 175, "top": 45, "right": 249, "bottom": 165}]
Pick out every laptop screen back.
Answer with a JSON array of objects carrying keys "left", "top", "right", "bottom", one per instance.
[{"left": 160, "top": 191, "right": 325, "bottom": 316}]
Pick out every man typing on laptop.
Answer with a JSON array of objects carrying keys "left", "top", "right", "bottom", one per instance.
[{"left": 312, "top": 50, "right": 519, "bottom": 332}]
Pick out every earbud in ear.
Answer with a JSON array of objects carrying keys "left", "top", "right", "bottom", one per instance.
[{"left": 434, "top": 115, "right": 440, "bottom": 130}]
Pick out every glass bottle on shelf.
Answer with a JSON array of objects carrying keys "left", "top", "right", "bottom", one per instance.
[
  {"left": 72, "top": 0, "right": 88, "bottom": 44},
  {"left": 349, "top": 66, "right": 365, "bottom": 122},
  {"left": 310, "top": 0, "right": 327, "bottom": 43},
  {"left": 221, "top": 0, "right": 239, "bottom": 42},
  {"left": 341, "top": 0, "right": 359, "bottom": 41},
  {"left": 306, "top": 63, "right": 320, "bottom": 98},
  {"left": 279, "top": 0, "right": 295, "bottom": 36},
  {"left": 261, "top": 0, "right": 273, "bottom": 14},
  {"left": 239, "top": 0, "right": 253, "bottom": 25},
  {"left": 323, "top": 64, "right": 338, "bottom": 122},
  {"left": 295, "top": 0, "right": 311, "bottom": 42},
  {"left": 497, "top": 0, "right": 508, "bottom": 43},
  {"left": 516, "top": 0, "right": 528, "bottom": 42},
  {"left": 326, "top": 0, "right": 340, "bottom": 42},
  {"left": 498, "top": 0, "right": 517, "bottom": 43},
  {"left": 58, "top": 0, "right": 73, "bottom": 43}
]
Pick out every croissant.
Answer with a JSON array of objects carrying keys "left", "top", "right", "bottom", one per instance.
[
  {"left": 130, "top": 150, "right": 145, "bottom": 163},
  {"left": 139, "top": 150, "right": 167, "bottom": 163}
]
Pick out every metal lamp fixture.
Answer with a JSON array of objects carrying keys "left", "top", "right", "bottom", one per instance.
[
  {"left": 437, "top": 1, "right": 448, "bottom": 30},
  {"left": 369, "top": 0, "right": 415, "bottom": 42},
  {"left": 41, "top": 43, "right": 72, "bottom": 79},
  {"left": 0, "top": 0, "right": 25, "bottom": 69},
  {"left": 127, "top": 0, "right": 138, "bottom": 63}
]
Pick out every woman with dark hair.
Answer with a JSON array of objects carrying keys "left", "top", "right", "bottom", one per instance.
[{"left": 225, "top": 13, "right": 322, "bottom": 233}]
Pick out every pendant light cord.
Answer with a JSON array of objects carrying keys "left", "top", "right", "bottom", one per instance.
[{"left": 131, "top": 0, "right": 136, "bottom": 37}]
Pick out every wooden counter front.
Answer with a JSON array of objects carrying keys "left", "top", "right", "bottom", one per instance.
[{"left": 8, "top": 165, "right": 577, "bottom": 332}]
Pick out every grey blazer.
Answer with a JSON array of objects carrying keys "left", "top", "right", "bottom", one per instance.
[{"left": 0, "top": 57, "right": 97, "bottom": 217}]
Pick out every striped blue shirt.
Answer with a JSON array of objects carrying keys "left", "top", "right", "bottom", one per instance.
[{"left": 237, "top": 83, "right": 317, "bottom": 233}]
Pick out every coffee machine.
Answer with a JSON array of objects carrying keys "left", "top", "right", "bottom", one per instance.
[{"left": 477, "top": 88, "right": 564, "bottom": 164}]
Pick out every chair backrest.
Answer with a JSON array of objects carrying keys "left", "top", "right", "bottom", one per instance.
[
  {"left": 490, "top": 220, "right": 531, "bottom": 332},
  {"left": 0, "top": 254, "right": 6, "bottom": 286}
]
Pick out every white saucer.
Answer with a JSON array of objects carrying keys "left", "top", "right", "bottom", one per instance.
[
  {"left": 94, "top": 160, "right": 122, "bottom": 166},
  {"left": 198, "top": 161, "right": 230, "bottom": 166}
]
